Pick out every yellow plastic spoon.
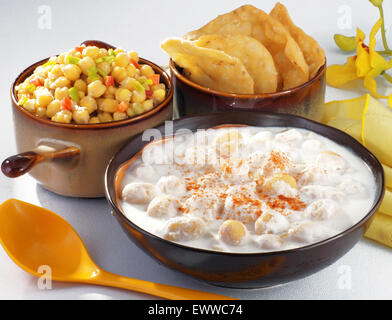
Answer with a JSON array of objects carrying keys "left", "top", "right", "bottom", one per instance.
[{"left": 0, "top": 199, "right": 235, "bottom": 300}]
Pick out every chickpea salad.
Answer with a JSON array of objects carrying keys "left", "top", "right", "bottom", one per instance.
[
  {"left": 119, "top": 126, "right": 376, "bottom": 253},
  {"left": 15, "top": 45, "right": 167, "bottom": 124}
]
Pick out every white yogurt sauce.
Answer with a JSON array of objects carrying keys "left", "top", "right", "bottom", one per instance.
[{"left": 119, "top": 126, "right": 377, "bottom": 253}]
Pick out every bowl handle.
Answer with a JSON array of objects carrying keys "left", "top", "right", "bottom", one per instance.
[
  {"left": 1, "top": 146, "right": 80, "bottom": 178},
  {"left": 80, "top": 40, "right": 115, "bottom": 50}
]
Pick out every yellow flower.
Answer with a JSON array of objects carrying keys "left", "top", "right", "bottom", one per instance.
[{"left": 327, "top": 19, "right": 392, "bottom": 103}]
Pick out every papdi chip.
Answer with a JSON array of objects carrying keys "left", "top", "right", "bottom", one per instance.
[
  {"left": 195, "top": 34, "right": 278, "bottom": 94},
  {"left": 184, "top": 4, "right": 309, "bottom": 90},
  {"left": 270, "top": 2, "right": 325, "bottom": 78},
  {"left": 161, "top": 38, "right": 254, "bottom": 94}
]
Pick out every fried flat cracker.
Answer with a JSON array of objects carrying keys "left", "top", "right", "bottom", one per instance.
[
  {"left": 184, "top": 4, "right": 309, "bottom": 90},
  {"left": 195, "top": 34, "right": 278, "bottom": 93},
  {"left": 270, "top": 2, "right": 325, "bottom": 78},
  {"left": 161, "top": 38, "right": 254, "bottom": 94}
]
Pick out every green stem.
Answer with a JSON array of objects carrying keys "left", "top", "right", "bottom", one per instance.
[
  {"left": 383, "top": 71, "right": 392, "bottom": 84},
  {"left": 377, "top": 50, "right": 392, "bottom": 55},
  {"left": 378, "top": 5, "right": 391, "bottom": 52}
]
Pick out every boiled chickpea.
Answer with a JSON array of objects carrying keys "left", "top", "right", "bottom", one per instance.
[
  {"left": 72, "top": 107, "right": 90, "bottom": 124},
  {"left": 46, "top": 99, "right": 61, "bottom": 118},
  {"left": 115, "top": 88, "right": 132, "bottom": 102},
  {"left": 97, "top": 61, "right": 112, "bottom": 75},
  {"left": 140, "top": 65, "right": 154, "bottom": 77},
  {"left": 131, "top": 89, "right": 146, "bottom": 103},
  {"left": 114, "top": 52, "right": 130, "bottom": 68},
  {"left": 62, "top": 64, "right": 82, "bottom": 81},
  {"left": 152, "top": 88, "right": 166, "bottom": 103},
  {"left": 23, "top": 99, "right": 36, "bottom": 113},
  {"left": 98, "top": 112, "right": 113, "bottom": 123},
  {"left": 74, "top": 79, "right": 87, "bottom": 92},
  {"left": 142, "top": 99, "right": 154, "bottom": 112},
  {"left": 129, "top": 51, "right": 139, "bottom": 62},
  {"left": 50, "top": 76, "right": 71, "bottom": 90},
  {"left": 120, "top": 77, "right": 137, "bottom": 91},
  {"left": 87, "top": 80, "right": 106, "bottom": 98},
  {"left": 113, "top": 111, "right": 127, "bottom": 121},
  {"left": 126, "top": 64, "right": 137, "bottom": 77},
  {"left": 88, "top": 116, "right": 100, "bottom": 124},
  {"left": 78, "top": 57, "right": 95, "bottom": 75},
  {"left": 103, "top": 86, "right": 116, "bottom": 98},
  {"left": 79, "top": 96, "right": 97, "bottom": 114},
  {"left": 82, "top": 46, "right": 100, "bottom": 59},
  {"left": 99, "top": 98, "right": 117, "bottom": 113},
  {"left": 111, "top": 66, "right": 127, "bottom": 83},
  {"left": 55, "top": 87, "right": 69, "bottom": 100},
  {"left": 51, "top": 110, "right": 72, "bottom": 123}
]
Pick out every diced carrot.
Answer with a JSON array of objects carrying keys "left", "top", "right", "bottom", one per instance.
[
  {"left": 149, "top": 74, "right": 160, "bottom": 85},
  {"left": 29, "top": 78, "right": 42, "bottom": 87},
  {"left": 130, "top": 58, "right": 141, "bottom": 69},
  {"left": 103, "top": 75, "right": 114, "bottom": 87},
  {"left": 146, "top": 90, "right": 153, "bottom": 99},
  {"left": 75, "top": 46, "right": 84, "bottom": 53},
  {"left": 117, "top": 101, "right": 128, "bottom": 113},
  {"left": 61, "top": 97, "right": 72, "bottom": 111}
]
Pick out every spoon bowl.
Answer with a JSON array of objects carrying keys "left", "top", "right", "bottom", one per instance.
[{"left": 0, "top": 199, "right": 234, "bottom": 300}]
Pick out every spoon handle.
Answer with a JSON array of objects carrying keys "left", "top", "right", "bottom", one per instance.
[{"left": 92, "top": 269, "right": 236, "bottom": 300}]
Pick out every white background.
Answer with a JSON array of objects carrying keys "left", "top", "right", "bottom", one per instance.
[{"left": 0, "top": 0, "right": 391, "bottom": 299}]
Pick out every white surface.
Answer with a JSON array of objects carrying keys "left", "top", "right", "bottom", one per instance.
[{"left": 0, "top": 0, "right": 392, "bottom": 300}]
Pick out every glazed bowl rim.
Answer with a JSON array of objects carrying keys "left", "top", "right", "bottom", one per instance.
[
  {"left": 169, "top": 58, "right": 326, "bottom": 99},
  {"left": 11, "top": 55, "right": 173, "bottom": 130},
  {"left": 105, "top": 111, "right": 385, "bottom": 257}
]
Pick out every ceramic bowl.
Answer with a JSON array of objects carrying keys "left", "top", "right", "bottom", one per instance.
[
  {"left": 2, "top": 40, "right": 173, "bottom": 198},
  {"left": 105, "top": 111, "right": 384, "bottom": 288},
  {"left": 170, "top": 59, "right": 326, "bottom": 122}
]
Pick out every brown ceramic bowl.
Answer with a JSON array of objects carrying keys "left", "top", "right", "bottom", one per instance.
[
  {"left": 2, "top": 40, "right": 173, "bottom": 198},
  {"left": 170, "top": 59, "right": 326, "bottom": 121},
  {"left": 105, "top": 111, "right": 384, "bottom": 288}
]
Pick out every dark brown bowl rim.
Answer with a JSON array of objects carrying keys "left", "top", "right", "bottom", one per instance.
[
  {"left": 105, "top": 111, "right": 385, "bottom": 257},
  {"left": 11, "top": 47, "right": 173, "bottom": 130},
  {"left": 169, "top": 58, "right": 326, "bottom": 99}
]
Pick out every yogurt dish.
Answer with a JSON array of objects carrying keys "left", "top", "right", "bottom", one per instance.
[{"left": 117, "top": 125, "right": 377, "bottom": 253}]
